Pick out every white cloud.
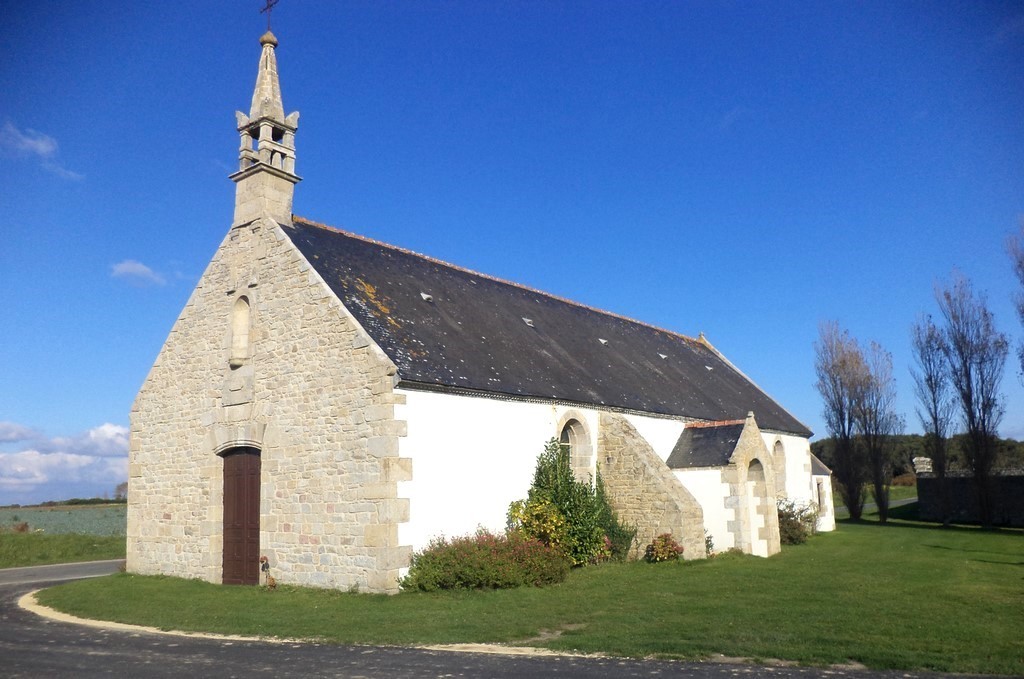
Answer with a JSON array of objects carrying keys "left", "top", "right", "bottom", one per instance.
[
  {"left": 0, "top": 450, "right": 97, "bottom": 488},
  {"left": 46, "top": 423, "right": 129, "bottom": 458},
  {"left": 111, "top": 259, "right": 166, "bottom": 286},
  {"left": 0, "top": 421, "right": 38, "bottom": 443},
  {"left": 1, "top": 121, "right": 83, "bottom": 181},
  {"left": 42, "top": 161, "right": 85, "bottom": 181},
  {"left": 2, "top": 121, "right": 58, "bottom": 157},
  {"left": 0, "top": 422, "right": 129, "bottom": 504}
]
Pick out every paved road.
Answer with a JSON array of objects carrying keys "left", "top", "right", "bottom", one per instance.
[
  {"left": 0, "top": 559, "right": 124, "bottom": 586},
  {"left": 0, "top": 561, "right": 992, "bottom": 678}
]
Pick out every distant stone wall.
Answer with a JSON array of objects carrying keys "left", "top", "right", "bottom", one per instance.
[
  {"left": 917, "top": 472, "right": 1024, "bottom": 527},
  {"left": 129, "top": 215, "right": 411, "bottom": 593},
  {"left": 597, "top": 412, "right": 705, "bottom": 560}
]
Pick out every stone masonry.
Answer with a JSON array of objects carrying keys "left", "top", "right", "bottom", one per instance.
[
  {"left": 127, "top": 212, "right": 412, "bottom": 593},
  {"left": 597, "top": 412, "right": 706, "bottom": 559},
  {"left": 721, "top": 414, "right": 781, "bottom": 556}
]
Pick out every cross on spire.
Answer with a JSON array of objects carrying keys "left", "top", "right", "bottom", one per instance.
[{"left": 260, "top": 0, "right": 280, "bottom": 32}]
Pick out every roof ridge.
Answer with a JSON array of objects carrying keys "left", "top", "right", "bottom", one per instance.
[
  {"left": 686, "top": 419, "right": 746, "bottom": 429},
  {"left": 291, "top": 215, "right": 702, "bottom": 347}
]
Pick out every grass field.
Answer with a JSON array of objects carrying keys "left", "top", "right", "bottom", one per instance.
[
  {"left": 0, "top": 504, "right": 127, "bottom": 536},
  {"left": 0, "top": 533, "right": 125, "bottom": 568},
  {"left": 36, "top": 507, "right": 1024, "bottom": 675},
  {"left": 0, "top": 503, "right": 127, "bottom": 567}
]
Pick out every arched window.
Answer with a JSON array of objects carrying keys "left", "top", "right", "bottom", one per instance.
[
  {"left": 772, "top": 439, "right": 786, "bottom": 497},
  {"left": 559, "top": 419, "right": 592, "bottom": 483},
  {"left": 230, "top": 296, "right": 250, "bottom": 368}
]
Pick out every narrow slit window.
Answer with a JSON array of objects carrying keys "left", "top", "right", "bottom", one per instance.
[{"left": 230, "top": 296, "right": 251, "bottom": 368}]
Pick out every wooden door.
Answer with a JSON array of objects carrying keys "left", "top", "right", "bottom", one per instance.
[{"left": 222, "top": 447, "right": 261, "bottom": 585}]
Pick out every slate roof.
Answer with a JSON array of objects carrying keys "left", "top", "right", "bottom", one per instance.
[
  {"left": 285, "top": 217, "right": 813, "bottom": 437},
  {"left": 665, "top": 421, "right": 746, "bottom": 468},
  {"left": 810, "top": 453, "right": 832, "bottom": 476}
]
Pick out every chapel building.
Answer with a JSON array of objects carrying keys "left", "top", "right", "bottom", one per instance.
[{"left": 126, "top": 31, "right": 834, "bottom": 593}]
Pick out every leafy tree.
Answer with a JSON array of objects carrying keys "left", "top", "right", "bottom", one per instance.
[
  {"left": 814, "top": 321, "right": 869, "bottom": 520},
  {"left": 911, "top": 315, "right": 955, "bottom": 526},
  {"left": 852, "top": 341, "right": 903, "bottom": 523},
  {"left": 935, "top": 274, "right": 1009, "bottom": 528}
]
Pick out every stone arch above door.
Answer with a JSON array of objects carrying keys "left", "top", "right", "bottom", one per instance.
[{"left": 209, "top": 421, "right": 267, "bottom": 456}]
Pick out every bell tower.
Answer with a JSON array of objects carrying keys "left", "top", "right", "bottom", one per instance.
[{"left": 230, "top": 30, "right": 300, "bottom": 227}]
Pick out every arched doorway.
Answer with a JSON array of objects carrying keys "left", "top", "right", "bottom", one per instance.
[
  {"left": 221, "top": 446, "right": 261, "bottom": 585},
  {"left": 746, "top": 459, "right": 769, "bottom": 557}
]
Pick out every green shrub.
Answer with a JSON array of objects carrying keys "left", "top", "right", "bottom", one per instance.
[
  {"left": 507, "top": 497, "right": 567, "bottom": 551},
  {"left": 643, "top": 533, "right": 684, "bottom": 562},
  {"left": 509, "top": 439, "right": 635, "bottom": 565},
  {"left": 400, "top": 529, "right": 570, "bottom": 592},
  {"left": 704, "top": 529, "right": 715, "bottom": 557},
  {"left": 777, "top": 498, "right": 819, "bottom": 545}
]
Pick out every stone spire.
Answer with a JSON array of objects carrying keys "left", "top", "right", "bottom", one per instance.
[{"left": 230, "top": 30, "right": 300, "bottom": 227}]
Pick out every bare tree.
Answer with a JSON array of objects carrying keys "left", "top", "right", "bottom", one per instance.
[
  {"left": 935, "top": 274, "right": 1009, "bottom": 528},
  {"left": 852, "top": 341, "right": 903, "bottom": 523},
  {"left": 114, "top": 481, "right": 128, "bottom": 502},
  {"left": 1008, "top": 225, "right": 1024, "bottom": 380},
  {"left": 911, "top": 315, "right": 955, "bottom": 526},
  {"left": 814, "top": 321, "right": 869, "bottom": 520}
]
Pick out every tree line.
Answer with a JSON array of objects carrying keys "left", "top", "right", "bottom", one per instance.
[
  {"left": 810, "top": 434, "right": 1024, "bottom": 479},
  {"left": 812, "top": 226, "right": 1023, "bottom": 528}
]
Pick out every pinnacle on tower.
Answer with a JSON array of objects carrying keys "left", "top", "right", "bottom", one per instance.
[{"left": 230, "top": 30, "right": 300, "bottom": 227}]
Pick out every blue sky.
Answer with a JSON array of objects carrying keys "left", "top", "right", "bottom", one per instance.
[{"left": 2, "top": 1, "right": 1022, "bottom": 504}]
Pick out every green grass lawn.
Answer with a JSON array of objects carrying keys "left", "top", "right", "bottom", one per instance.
[
  {"left": 0, "top": 533, "right": 126, "bottom": 568},
  {"left": 36, "top": 511, "right": 1023, "bottom": 675},
  {"left": 833, "top": 484, "right": 917, "bottom": 519}
]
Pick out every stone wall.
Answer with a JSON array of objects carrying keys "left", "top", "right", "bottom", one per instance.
[
  {"left": 722, "top": 416, "right": 781, "bottom": 557},
  {"left": 917, "top": 472, "right": 1024, "bottom": 527},
  {"left": 597, "top": 412, "right": 705, "bottom": 560},
  {"left": 128, "top": 213, "right": 411, "bottom": 593}
]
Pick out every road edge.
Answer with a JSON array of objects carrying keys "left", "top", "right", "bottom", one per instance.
[{"left": 18, "top": 590, "right": 305, "bottom": 644}]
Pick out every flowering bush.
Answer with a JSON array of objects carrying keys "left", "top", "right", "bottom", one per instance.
[
  {"left": 590, "top": 534, "right": 613, "bottom": 564},
  {"left": 400, "top": 529, "right": 570, "bottom": 592},
  {"left": 643, "top": 533, "right": 684, "bottom": 563}
]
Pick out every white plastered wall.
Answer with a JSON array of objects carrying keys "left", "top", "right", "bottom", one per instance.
[
  {"left": 623, "top": 414, "right": 686, "bottom": 462},
  {"left": 395, "top": 390, "right": 707, "bottom": 552},
  {"left": 392, "top": 388, "right": 833, "bottom": 555},
  {"left": 760, "top": 431, "right": 836, "bottom": 533},
  {"left": 763, "top": 433, "right": 811, "bottom": 500},
  {"left": 812, "top": 474, "right": 836, "bottom": 531},
  {"left": 673, "top": 468, "right": 733, "bottom": 551},
  {"left": 394, "top": 390, "right": 592, "bottom": 551}
]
